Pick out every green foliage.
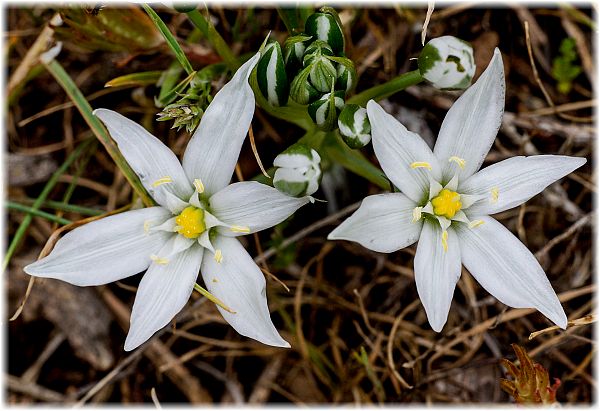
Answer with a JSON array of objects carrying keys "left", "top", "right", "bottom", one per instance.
[{"left": 552, "top": 37, "right": 582, "bottom": 94}]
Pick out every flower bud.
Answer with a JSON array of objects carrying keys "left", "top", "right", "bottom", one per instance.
[
  {"left": 308, "top": 90, "right": 345, "bottom": 131},
  {"left": 337, "top": 104, "right": 371, "bottom": 148},
  {"left": 289, "top": 66, "right": 320, "bottom": 105},
  {"left": 273, "top": 143, "right": 321, "bottom": 197},
  {"left": 283, "top": 34, "right": 310, "bottom": 70},
  {"left": 305, "top": 11, "right": 344, "bottom": 55},
  {"left": 256, "top": 40, "right": 289, "bottom": 106},
  {"left": 333, "top": 57, "right": 357, "bottom": 94},
  {"left": 418, "top": 36, "right": 475, "bottom": 90},
  {"left": 303, "top": 41, "right": 337, "bottom": 93}
]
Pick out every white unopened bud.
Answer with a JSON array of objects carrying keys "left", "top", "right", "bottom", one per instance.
[
  {"left": 418, "top": 36, "right": 475, "bottom": 90},
  {"left": 273, "top": 143, "right": 321, "bottom": 197}
]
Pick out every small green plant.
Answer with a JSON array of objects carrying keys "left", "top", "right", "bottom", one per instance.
[{"left": 551, "top": 37, "right": 582, "bottom": 94}]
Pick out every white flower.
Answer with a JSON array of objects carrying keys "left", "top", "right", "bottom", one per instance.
[
  {"left": 328, "top": 49, "right": 586, "bottom": 332},
  {"left": 273, "top": 143, "right": 321, "bottom": 197},
  {"left": 24, "top": 54, "right": 310, "bottom": 350}
]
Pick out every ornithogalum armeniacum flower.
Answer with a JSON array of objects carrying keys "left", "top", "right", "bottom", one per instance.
[
  {"left": 25, "top": 54, "right": 309, "bottom": 350},
  {"left": 328, "top": 49, "right": 586, "bottom": 332}
]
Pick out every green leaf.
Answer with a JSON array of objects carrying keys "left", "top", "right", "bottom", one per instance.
[
  {"left": 105, "top": 71, "right": 163, "bottom": 88},
  {"left": 142, "top": 4, "right": 194, "bottom": 75}
]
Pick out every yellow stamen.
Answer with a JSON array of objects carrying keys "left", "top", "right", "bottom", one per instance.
[
  {"left": 212, "top": 278, "right": 218, "bottom": 283},
  {"left": 469, "top": 219, "right": 485, "bottom": 229},
  {"left": 441, "top": 230, "right": 448, "bottom": 252},
  {"left": 431, "top": 189, "right": 462, "bottom": 219},
  {"left": 230, "top": 225, "right": 251, "bottom": 233},
  {"left": 214, "top": 249, "right": 223, "bottom": 264},
  {"left": 448, "top": 156, "right": 466, "bottom": 169},
  {"left": 193, "top": 178, "right": 205, "bottom": 193},
  {"left": 490, "top": 187, "right": 499, "bottom": 203},
  {"left": 143, "top": 220, "right": 151, "bottom": 234},
  {"left": 175, "top": 206, "right": 206, "bottom": 239},
  {"left": 410, "top": 161, "right": 432, "bottom": 170},
  {"left": 150, "top": 254, "right": 169, "bottom": 265},
  {"left": 152, "top": 176, "right": 172, "bottom": 187},
  {"left": 412, "top": 207, "right": 423, "bottom": 222}
]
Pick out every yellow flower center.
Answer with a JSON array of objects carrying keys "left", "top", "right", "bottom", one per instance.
[
  {"left": 175, "top": 206, "right": 206, "bottom": 239},
  {"left": 431, "top": 189, "right": 462, "bottom": 219}
]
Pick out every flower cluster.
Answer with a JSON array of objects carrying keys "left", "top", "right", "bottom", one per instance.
[{"left": 255, "top": 8, "right": 356, "bottom": 131}]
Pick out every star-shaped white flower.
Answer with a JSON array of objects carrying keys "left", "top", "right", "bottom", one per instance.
[
  {"left": 328, "top": 49, "right": 586, "bottom": 332},
  {"left": 25, "top": 54, "right": 309, "bottom": 350}
]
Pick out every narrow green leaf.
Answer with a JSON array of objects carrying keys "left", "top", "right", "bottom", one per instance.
[
  {"left": 3, "top": 138, "right": 93, "bottom": 272},
  {"left": 6, "top": 201, "right": 72, "bottom": 226},
  {"left": 142, "top": 4, "right": 194, "bottom": 75},
  {"left": 105, "top": 71, "right": 163, "bottom": 88},
  {"left": 42, "top": 58, "right": 155, "bottom": 207}
]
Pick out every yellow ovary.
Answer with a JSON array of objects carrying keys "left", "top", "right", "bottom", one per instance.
[
  {"left": 175, "top": 206, "right": 206, "bottom": 239},
  {"left": 431, "top": 189, "right": 462, "bottom": 219}
]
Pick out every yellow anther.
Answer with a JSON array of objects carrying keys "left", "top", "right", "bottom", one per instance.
[
  {"left": 448, "top": 156, "right": 466, "bottom": 169},
  {"left": 230, "top": 225, "right": 251, "bottom": 233},
  {"left": 412, "top": 207, "right": 423, "bottom": 223},
  {"left": 143, "top": 220, "right": 151, "bottom": 234},
  {"left": 150, "top": 254, "right": 169, "bottom": 265},
  {"left": 431, "top": 189, "right": 462, "bottom": 219},
  {"left": 441, "top": 230, "right": 448, "bottom": 252},
  {"left": 410, "top": 161, "right": 432, "bottom": 170},
  {"left": 490, "top": 187, "right": 499, "bottom": 203},
  {"left": 214, "top": 249, "right": 223, "bottom": 264},
  {"left": 469, "top": 219, "right": 485, "bottom": 229},
  {"left": 212, "top": 278, "right": 218, "bottom": 283},
  {"left": 193, "top": 178, "right": 205, "bottom": 193},
  {"left": 152, "top": 176, "right": 172, "bottom": 187},
  {"left": 175, "top": 206, "right": 206, "bottom": 239}
]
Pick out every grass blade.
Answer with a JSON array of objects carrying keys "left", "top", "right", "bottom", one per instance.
[{"left": 142, "top": 4, "right": 194, "bottom": 75}]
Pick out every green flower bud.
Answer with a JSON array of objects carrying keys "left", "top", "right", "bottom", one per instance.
[
  {"left": 289, "top": 65, "right": 321, "bottom": 105},
  {"left": 337, "top": 104, "right": 371, "bottom": 149},
  {"left": 332, "top": 57, "right": 357, "bottom": 94},
  {"left": 308, "top": 90, "right": 345, "bottom": 131},
  {"left": 418, "top": 36, "right": 476, "bottom": 90},
  {"left": 256, "top": 40, "right": 289, "bottom": 107},
  {"left": 302, "top": 40, "right": 334, "bottom": 66},
  {"left": 273, "top": 143, "right": 321, "bottom": 197},
  {"left": 305, "top": 11, "right": 345, "bottom": 55},
  {"left": 283, "top": 34, "right": 311, "bottom": 69}
]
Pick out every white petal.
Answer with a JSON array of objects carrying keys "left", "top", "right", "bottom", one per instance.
[
  {"left": 200, "top": 236, "right": 289, "bottom": 347},
  {"left": 162, "top": 190, "right": 189, "bottom": 214},
  {"left": 94, "top": 109, "right": 193, "bottom": 207},
  {"left": 433, "top": 49, "right": 505, "bottom": 182},
  {"left": 209, "top": 181, "right": 309, "bottom": 236},
  {"left": 24, "top": 207, "right": 172, "bottom": 286},
  {"left": 367, "top": 100, "right": 441, "bottom": 203},
  {"left": 182, "top": 53, "right": 261, "bottom": 196},
  {"left": 414, "top": 223, "right": 461, "bottom": 332},
  {"left": 327, "top": 193, "right": 422, "bottom": 253},
  {"left": 456, "top": 216, "right": 567, "bottom": 328},
  {"left": 460, "top": 155, "right": 587, "bottom": 216},
  {"left": 124, "top": 243, "right": 203, "bottom": 351}
]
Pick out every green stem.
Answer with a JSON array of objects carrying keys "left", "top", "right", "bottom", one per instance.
[
  {"left": 3, "top": 139, "right": 93, "bottom": 272},
  {"left": 348, "top": 69, "right": 424, "bottom": 106},
  {"left": 17, "top": 198, "right": 104, "bottom": 216},
  {"left": 43, "top": 59, "right": 155, "bottom": 207},
  {"left": 143, "top": 4, "right": 195, "bottom": 75},
  {"left": 186, "top": 9, "right": 239, "bottom": 71},
  {"left": 6, "top": 201, "right": 72, "bottom": 226}
]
